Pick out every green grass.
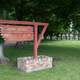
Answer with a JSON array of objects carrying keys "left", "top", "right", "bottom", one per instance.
[{"left": 0, "top": 40, "right": 80, "bottom": 80}]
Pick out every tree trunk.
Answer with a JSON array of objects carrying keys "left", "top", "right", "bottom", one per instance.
[
  {"left": 56, "top": 33, "right": 59, "bottom": 40},
  {"left": 0, "top": 44, "right": 4, "bottom": 58},
  {"left": 0, "top": 44, "right": 9, "bottom": 64},
  {"left": 78, "top": 32, "right": 80, "bottom": 40},
  {"left": 3, "top": 10, "right": 8, "bottom": 19},
  {"left": 68, "top": 32, "right": 70, "bottom": 40},
  {"left": 65, "top": 33, "right": 67, "bottom": 40},
  {"left": 60, "top": 33, "right": 63, "bottom": 40},
  {"left": 50, "top": 33, "right": 53, "bottom": 40}
]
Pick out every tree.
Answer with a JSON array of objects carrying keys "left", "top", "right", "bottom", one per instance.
[
  {"left": 1, "top": 0, "right": 80, "bottom": 41},
  {"left": 0, "top": 34, "right": 9, "bottom": 64},
  {"left": 0, "top": 35, "right": 4, "bottom": 58}
]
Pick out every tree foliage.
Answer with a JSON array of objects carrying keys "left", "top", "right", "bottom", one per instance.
[{"left": 0, "top": 0, "right": 80, "bottom": 38}]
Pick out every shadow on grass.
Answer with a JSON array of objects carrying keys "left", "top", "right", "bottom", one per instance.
[{"left": 4, "top": 42, "right": 80, "bottom": 65}]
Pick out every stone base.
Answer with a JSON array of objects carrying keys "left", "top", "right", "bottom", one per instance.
[
  {"left": 17, "top": 55, "right": 53, "bottom": 72},
  {"left": 0, "top": 57, "right": 9, "bottom": 64}
]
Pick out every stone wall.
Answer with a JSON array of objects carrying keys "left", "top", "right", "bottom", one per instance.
[{"left": 17, "top": 55, "right": 53, "bottom": 72}]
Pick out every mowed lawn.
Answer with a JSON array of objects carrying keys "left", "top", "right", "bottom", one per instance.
[{"left": 0, "top": 40, "right": 80, "bottom": 80}]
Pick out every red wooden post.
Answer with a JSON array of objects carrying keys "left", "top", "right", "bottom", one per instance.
[
  {"left": 34, "top": 24, "right": 38, "bottom": 61},
  {"left": 38, "top": 24, "right": 48, "bottom": 47}
]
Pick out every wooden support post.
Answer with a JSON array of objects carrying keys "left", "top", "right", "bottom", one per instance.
[
  {"left": 34, "top": 24, "right": 38, "bottom": 62},
  {"left": 38, "top": 25, "right": 48, "bottom": 46}
]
